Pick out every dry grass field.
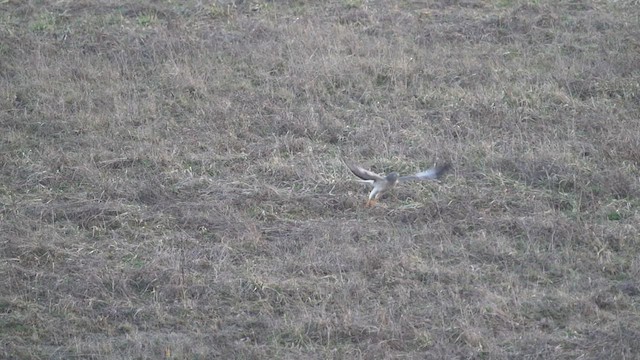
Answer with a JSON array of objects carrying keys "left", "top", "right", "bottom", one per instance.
[{"left": 1, "top": 0, "right": 640, "bottom": 358}]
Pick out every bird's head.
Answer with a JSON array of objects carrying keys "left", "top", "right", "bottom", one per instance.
[{"left": 386, "top": 172, "right": 399, "bottom": 183}]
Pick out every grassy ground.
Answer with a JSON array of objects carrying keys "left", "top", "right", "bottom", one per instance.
[{"left": 1, "top": 0, "right": 639, "bottom": 358}]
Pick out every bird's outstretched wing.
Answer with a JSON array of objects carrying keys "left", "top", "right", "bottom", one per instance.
[
  {"left": 398, "top": 163, "right": 451, "bottom": 182},
  {"left": 346, "top": 162, "right": 385, "bottom": 182}
]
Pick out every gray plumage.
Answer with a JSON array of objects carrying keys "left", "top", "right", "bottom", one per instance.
[{"left": 346, "top": 162, "right": 451, "bottom": 206}]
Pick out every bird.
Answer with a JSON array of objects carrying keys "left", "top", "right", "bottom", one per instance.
[{"left": 346, "top": 161, "right": 451, "bottom": 207}]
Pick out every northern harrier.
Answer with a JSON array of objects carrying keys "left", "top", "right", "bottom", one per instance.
[{"left": 346, "top": 161, "right": 451, "bottom": 207}]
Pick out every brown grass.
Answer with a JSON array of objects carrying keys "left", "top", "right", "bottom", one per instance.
[{"left": 1, "top": 0, "right": 639, "bottom": 358}]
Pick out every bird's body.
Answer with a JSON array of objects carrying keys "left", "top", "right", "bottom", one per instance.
[{"left": 346, "top": 162, "right": 450, "bottom": 206}]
